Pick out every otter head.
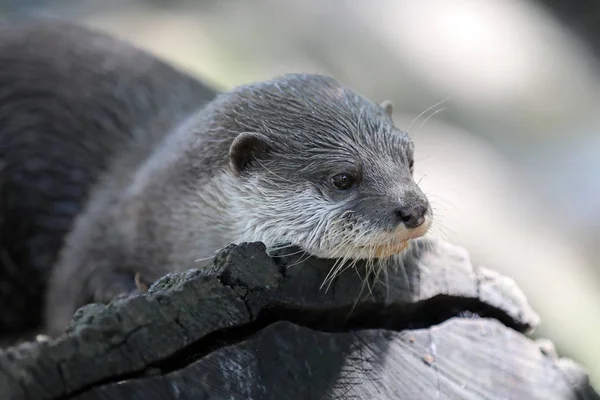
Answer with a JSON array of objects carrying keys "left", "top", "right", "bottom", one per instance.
[{"left": 223, "top": 73, "right": 431, "bottom": 260}]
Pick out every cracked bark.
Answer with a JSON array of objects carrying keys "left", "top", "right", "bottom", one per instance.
[{"left": 0, "top": 239, "right": 598, "bottom": 400}]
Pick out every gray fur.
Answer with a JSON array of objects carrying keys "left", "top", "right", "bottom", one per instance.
[
  {"left": 0, "top": 19, "right": 217, "bottom": 333},
  {"left": 44, "top": 72, "right": 431, "bottom": 335},
  {"left": 0, "top": 19, "right": 432, "bottom": 336}
]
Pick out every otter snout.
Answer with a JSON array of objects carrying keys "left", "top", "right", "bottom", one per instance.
[{"left": 395, "top": 203, "right": 428, "bottom": 229}]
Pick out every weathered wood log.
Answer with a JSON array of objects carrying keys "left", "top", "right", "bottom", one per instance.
[{"left": 0, "top": 240, "right": 598, "bottom": 400}]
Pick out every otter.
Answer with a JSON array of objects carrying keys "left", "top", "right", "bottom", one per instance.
[
  {"left": 0, "top": 19, "right": 431, "bottom": 338},
  {"left": 0, "top": 19, "right": 218, "bottom": 335}
]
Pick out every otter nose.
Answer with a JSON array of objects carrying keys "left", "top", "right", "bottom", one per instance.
[{"left": 395, "top": 204, "right": 428, "bottom": 229}]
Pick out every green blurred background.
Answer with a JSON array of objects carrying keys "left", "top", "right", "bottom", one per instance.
[{"left": 4, "top": 0, "right": 600, "bottom": 387}]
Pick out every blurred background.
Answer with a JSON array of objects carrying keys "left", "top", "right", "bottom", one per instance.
[{"left": 3, "top": 0, "right": 600, "bottom": 387}]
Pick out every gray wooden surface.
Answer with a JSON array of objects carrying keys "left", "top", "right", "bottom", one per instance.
[{"left": 1, "top": 240, "right": 597, "bottom": 399}]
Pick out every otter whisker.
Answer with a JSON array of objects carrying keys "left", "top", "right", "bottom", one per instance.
[
  {"left": 387, "top": 251, "right": 410, "bottom": 292},
  {"left": 323, "top": 244, "right": 353, "bottom": 283},
  {"left": 417, "top": 107, "right": 446, "bottom": 132},
  {"left": 363, "top": 257, "right": 376, "bottom": 296},
  {"left": 429, "top": 223, "right": 454, "bottom": 242},
  {"left": 321, "top": 234, "right": 361, "bottom": 290},
  {"left": 366, "top": 256, "right": 388, "bottom": 299},
  {"left": 193, "top": 255, "right": 217, "bottom": 263},
  {"left": 378, "top": 250, "right": 392, "bottom": 292},
  {"left": 321, "top": 256, "right": 348, "bottom": 291},
  {"left": 267, "top": 247, "right": 307, "bottom": 259},
  {"left": 256, "top": 159, "right": 296, "bottom": 184},
  {"left": 407, "top": 96, "right": 451, "bottom": 132},
  {"left": 345, "top": 258, "right": 374, "bottom": 323},
  {"left": 284, "top": 250, "right": 313, "bottom": 269},
  {"left": 266, "top": 242, "right": 297, "bottom": 252}
]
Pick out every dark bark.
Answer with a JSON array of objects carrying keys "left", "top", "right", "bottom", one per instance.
[{"left": 0, "top": 240, "right": 597, "bottom": 400}]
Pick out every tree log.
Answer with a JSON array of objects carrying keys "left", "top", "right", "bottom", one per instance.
[{"left": 1, "top": 240, "right": 598, "bottom": 399}]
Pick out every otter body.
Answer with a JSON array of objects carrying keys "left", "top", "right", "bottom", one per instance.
[
  {"left": 0, "top": 19, "right": 431, "bottom": 337},
  {"left": 0, "top": 19, "right": 218, "bottom": 333}
]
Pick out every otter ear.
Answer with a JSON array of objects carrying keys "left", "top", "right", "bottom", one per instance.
[
  {"left": 379, "top": 100, "right": 393, "bottom": 116},
  {"left": 229, "top": 132, "right": 272, "bottom": 176}
]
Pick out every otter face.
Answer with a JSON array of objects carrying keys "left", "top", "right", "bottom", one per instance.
[
  {"left": 225, "top": 73, "right": 432, "bottom": 260},
  {"left": 306, "top": 132, "right": 432, "bottom": 260}
]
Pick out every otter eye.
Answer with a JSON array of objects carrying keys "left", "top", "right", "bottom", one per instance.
[{"left": 331, "top": 173, "right": 356, "bottom": 190}]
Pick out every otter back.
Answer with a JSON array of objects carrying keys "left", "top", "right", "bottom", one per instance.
[{"left": 0, "top": 19, "right": 218, "bottom": 334}]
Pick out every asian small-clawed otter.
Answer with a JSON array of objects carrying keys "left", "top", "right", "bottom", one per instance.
[{"left": 0, "top": 19, "right": 432, "bottom": 337}]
